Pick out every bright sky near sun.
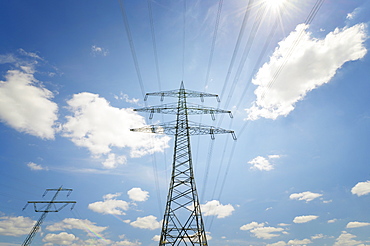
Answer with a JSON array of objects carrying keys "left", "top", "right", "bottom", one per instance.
[{"left": 1, "top": 0, "right": 370, "bottom": 245}]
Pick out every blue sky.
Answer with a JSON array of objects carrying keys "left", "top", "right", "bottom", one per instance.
[{"left": 1, "top": 0, "right": 370, "bottom": 245}]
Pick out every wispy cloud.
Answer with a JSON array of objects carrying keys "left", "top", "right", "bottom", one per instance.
[
  {"left": 91, "top": 45, "right": 109, "bottom": 56},
  {"left": 27, "top": 162, "right": 48, "bottom": 171}
]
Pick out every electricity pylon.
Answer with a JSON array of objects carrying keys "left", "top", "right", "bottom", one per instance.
[
  {"left": 22, "top": 186, "right": 76, "bottom": 246},
  {"left": 131, "top": 82, "right": 236, "bottom": 245}
]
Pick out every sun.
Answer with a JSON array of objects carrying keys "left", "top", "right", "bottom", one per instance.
[{"left": 263, "top": 0, "right": 287, "bottom": 12}]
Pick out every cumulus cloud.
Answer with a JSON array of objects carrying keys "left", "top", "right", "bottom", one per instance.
[
  {"left": 246, "top": 23, "right": 367, "bottom": 120},
  {"left": 152, "top": 235, "right": 160, "bottom": 241},
  {"left": 199, "top": 200, "right": 235, "bottom": 218},
  {"left": 130, "top": 215, "right": 161, "bottom": 230},
  {"left": 240, "top": 221, "right": 265, "bottom": 231},
  {"left": 248, "top": 155, "right": 280, "bottom": 171},
  {"left": 127, "top": 188, "right": 149, "bottom": 202},
  {"left": 0, "top": 216, "right": 35, "bottom": 236},
  {"left": 250, "top": 226, "right": 284, "bottom": 239},
  {"left": 62, "top": 93, "right": 170, "bottom": 167},
  {"left": 102, "top": 153, "right": 127, "bottom": 169},
  {"left": 334, "top": 231, "right": 365, "bottom": 246},
  {"left": 293, "top": 215, "right": 318, "bottom": 224},
  {"left": 346, "top": 221, "right": 370, "bottom": 228},
  {"left": 240, "top": 222, "right": 284, "bottom": 240},
  {"left": 27, "top": 162, "right": 48, "bottom": 171},
  {"left": 46, "top": 218, "right": 107, "bottom": 236},
  {"left": 88, "top": 193, "right": 130, "bottom": 215},
  {"left": 311, "top": 234, "right": 324, "bottom": 240},
  {"left": 267, "top": 241, "right": 287, "bottom": 246},
  {"left": 287, "top": 239, "right": 312, "bottom": 245},
  {"left": 42, "top": 232, "right": 77, "bottom": 245},
  {"left": 0, "top": 69, "right": 58, "bottom": 139},
  {"left": 289, "top": 191, "right": 322, "bottom": 202},
  {"left": 351, "top": 180, "right": 370, "bottom": 196}
]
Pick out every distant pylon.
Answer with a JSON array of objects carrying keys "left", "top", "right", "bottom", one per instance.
[
  {"left": 21, "top": 186, "right": 76, "bottom": 246},
  {"left": 131, "top": 82, "right": 236, "bottom": 245}
]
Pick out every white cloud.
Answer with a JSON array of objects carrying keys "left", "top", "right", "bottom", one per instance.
[
  {"left": 240, "top": 222, "right": 285, "bottom": 239},
  {"left": 267, "top": 241, "right": 287, "bottom": 246},
  {"left": 88, "top": 193, "right": 130, "bottom": 215},
  {"left": 127, "top": 188, "right": 149, "bottom": 202},
  {"left": 240, "top": 221, "right": 265, "bottom": 231},
  {"left": 246, "top": 23, "right": 367, "bottom": 120},
  {"left": 287, "top": 238, "right": 312, "bottom": 245},
  {"left": 27, "top": 162, "right": 48, "bottom": 171},
  {"left": 346, "top": 8, "right": 361, "bottom": 20},
  {"left": 289, "top": 191, "right": 322, "bottom": 202},
  {"left": 113, "top": 235, "right": 142, "bottom": 246},
  {"left": 152, "top": 235, "right": 160, "bottom": 241},
  {"left": 130, "top": 215, "right": 161, "bottom": 230},
  {"left": 42, "top": 232, "right": 77, "bottom": 245},
  {"left": 328, "top": 219, "right": 337, "bottom": 223},
  {"left": 0, "top": 216, "right": 35, "bottom": 236},
  {"left": 311, "top": 234, "right": 324, "bottom": 240},
  {"left": 115, "top": 92, "right": 140, "bottom": 105},
  {"left": 0, "top": 69, "right": 58, "bottom": 139},
  {"left": 278, "top": 223, "right": 290, "bottom": 227},
  {"left": 91, "top": 45, "right": 108, "bottom": 56},
  {"left": 46, "top": 218, "right": 107, "bottom": 236},
  {"left": 250, "top": 226, "right": 284, "bottom": 239},
  {"left": 351, "top": 180, "right": 370, "bottom": 196},
  {"left": 62, "top": 93, "right": 170, "bottom": 167},
  {"left": 346, "top": 221, "right": 370, "bottom": 228},
  {"left": 103, "top": 192, "right": 122, "bottom": 200},
  {"left": 293, "top": 215, "right": 318, "bottom": 224},
  {"left": 102, "top": 153, "right": 127, "bottom": 169},
  {"left": 334, "top": 231, "right": 365, "bottom": 246},
  {"left": 199, "top": 200, "right": 235, "bottom": 218},
  {"left": 248, "top": 155, "right": 280, "bottom": 171}
]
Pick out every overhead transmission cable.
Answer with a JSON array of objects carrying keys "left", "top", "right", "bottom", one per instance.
[
  {"left": 196, "top": 0, "right": 223, "bottom": 185},
  {"left": 204, "top": 0, "right": 224, "bottom": 89},
  {"left": 217, "top": 1, "right": 266, "bottom": 127},
  {"left": 147, "top": 0, "right": 162, "bottom": 92},
  {"left": 147, "top": 0, "right": 167, "bottom": 207},
  {"left": 210, "top": 0, "right": 325, "bottom": 230},
  {"left": 182, "top": 0, "right": 187, "bottom": 80},
  {"left": 118, "top": 0, "right": 147, "bottom": 104},
  {"left": 218, "top": 0, "right": 255, "bottom": 103},
  {"left": 261, "top": 0, "right": 325, "bottom": 100}
]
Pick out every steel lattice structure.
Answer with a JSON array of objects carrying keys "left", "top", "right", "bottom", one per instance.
[
  {"left": 21, "top": 187, "right": 76, "bottom": 246},
  {"left": 131, "top": 82, "right": 235, "bottom": 245}
]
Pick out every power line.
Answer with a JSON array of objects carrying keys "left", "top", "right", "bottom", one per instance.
[
  {"left": 182, "top": 0, "right": 187, "bottom": 80},
  {"left": 147, "top": 0, "right": 162, "bottom": 92},
  {"left": 262, "top": 0, "right": 325, "bottom": 99},
  {"left": 219, "top": 0, "right": 256, "bottom": 102},
  {"left": 118, "top": 0, "right": 146, "bottom": 102},
  {"left": 204, "top": 0, "right": 224, "bottom": 89}
]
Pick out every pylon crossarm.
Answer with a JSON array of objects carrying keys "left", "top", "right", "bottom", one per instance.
[
  {"left": 130, "top": 122, "right": 236, "bottom": 140},
  {"left": 134, "top": 103, "right": 232, "bottom": 119},
  {"left": 28, "top": 201, "right": 76, "bottom": 212}
]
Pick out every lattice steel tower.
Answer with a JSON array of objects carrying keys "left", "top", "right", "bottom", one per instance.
[
  {"left": 22, "top": 186, "right": 76, "bottom": 246},
  {"left": 131, "top": 82, "right": 236, "bottom": 245}
]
